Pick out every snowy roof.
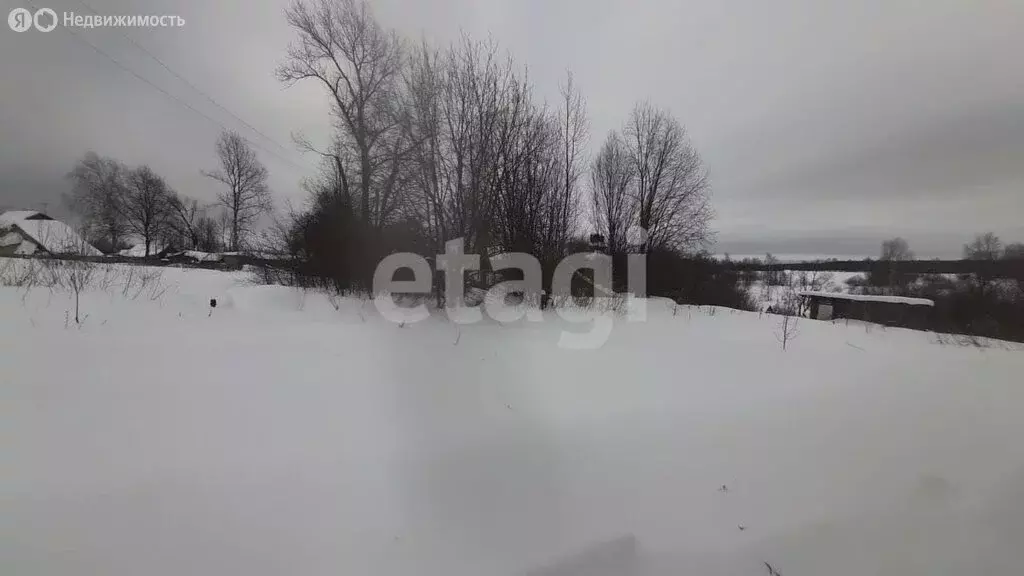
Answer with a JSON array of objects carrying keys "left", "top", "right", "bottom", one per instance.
[
  {"left": 798, "top": 291, "right": 934, "bottom": 307},
  {"left": 0, "top": 211, "right": 101, "bottom": 256},
  {"left": 0, "top": 210, "right": 48, "bottom": 226},
  {"left": 0, "top": 231, "right": 22, "bottom": 247}
]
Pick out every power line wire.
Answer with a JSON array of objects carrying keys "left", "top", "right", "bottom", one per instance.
[
  {"left": 21, "top": 0, "right": 317, "bottom": 176},
  {"left": 75, "top": 0, "right": 305, "bottom": 164}
]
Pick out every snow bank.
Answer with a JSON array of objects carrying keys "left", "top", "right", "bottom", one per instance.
[
  {"left": 1, "top": 261, "right": 1023, "bottom": 576},
  {"left": 119, "top": 243, "right": 165, "bottom": 258},
  {"left": 182, "top": 250, "right": 223, "bottom": 262}
]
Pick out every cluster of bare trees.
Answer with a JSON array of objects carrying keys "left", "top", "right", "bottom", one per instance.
[
  {"left": 963, "top": 232, "right": 1024, "bottom": 261},
  {"left": 278, "top": 0, "right": 710, "bottom": 291},
  {"left": 878, "top": 233, "right": 1023, "bottom": 263},
  {"left": 866, "top": 234, "right": 1024, "bottom": 290},
  {"left": 880, "top": 237, "right": 914, "bottom": 261},
  {"left": 67, "top": 152, "right": 177, "bottom": 256},
  {"left": 592, "top": 103, "right": 711, "bottom": 255},
  {"left": 65, "top": 131, "right": 271, "bottom": 255}
]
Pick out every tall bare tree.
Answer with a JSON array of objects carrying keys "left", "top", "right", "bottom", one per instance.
[
  {"left": 166, "top": 193, "right": 209, "bottom": 251},
  {"left": 203, "top": 131, "right": 272, "bottom": 251},
  {"left": 123, "top": 165, "right": 173, "bottom": 257},
  {"left": 547, "top": 71, "right": 588, "bottom": 259},
  {"left": 624, "top": 102, "right": 711, "bottom": 253},
  {"left": 876, "top": 236, "right": 916, "bottom": 288},
  {"left": 402, "top": 37, "right": 529, "bottom": 255},
  {"left": 963, "top": 232, "right": 1003, "bottom": 260},
  {"left": 880, "top": 237, "right": 914, "bottom": 260},
  {"left": 278, "top": 0, "right": 407, "bottom": 230},
  {"left": 402, "top": 41, "right": 446, "bottom": 253},
  {"left": 195, "top": 212, "right": 222, "bottom": 252},
  {"left": 1004, "top": 242, "right": 1024, "bottom": 260},
  {"left": 65, "top": 152, "right": 128, "bottom": 252},
  {"left": 590, "top": 133, "right": 634, "bottom": 255},
  {"left": 439, "top": 37, "right": 511, "bottom": 254}
]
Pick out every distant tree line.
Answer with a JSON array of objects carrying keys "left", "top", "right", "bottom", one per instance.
[
  {"left": 65, "top": 131, "right": 271, "bottom": 255},
  {"left": 723, "top": 233, "right": 1024, "bottom": 280},
  {"left": 275, "top": 0, "right": 712, "bottom": 300}
]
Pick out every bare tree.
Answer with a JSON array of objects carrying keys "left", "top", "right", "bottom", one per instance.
[
  {"left": 624, "top": 102, "right": 711, "bottom": 253},
  {"left": 788, "top": 270, "right": 835, "bottom": 316},
  {"left": 42, "top": 234, "right": 98, "bottom": 325},
  {"left": 962, "top": 232, "right": 1004, "bottom": 296},
  {"left": 123, "top": 165, "right": 173, "bottom": 257},
  {"left": 877, "top": 237, "right": 915, "bottom": 289},
  {"left": 165, "top": 194, "right": 221, "bottom": 252},
  {"left": 203, "top": 131, "right": 272, "bottom": 251},
  {"left": 763, "top": 253, "right": 786, "bottom": 286},
  {"left": 212, "top": 208, "right": 235, "bottom": 252},
  {"left": 964, "top": 232, "right": 1003, "bottom": 260},
  {"left": 1004, "top": 242, "right": 1024, "bottom": 260},
  {"left": 402, "top": 36, "right": 545, "bottom": 256},
  {"left": 880, "top": 237, "right": 914, "bottom": 261},
  {"left": 440, "top": 37, "right": 512, "bottom": 254},
  {"left": 402, "top": 40, "right": 446, "bottom": 256},
  {"left": 278, "top": 0, "right": 407, "bottom": 229},
  {"left": 65, "top": 152, "right": 128, "bottom": 252},
  {"left": 1005, "top": 242, "right": 1024, "bottom": 295},
  {"left": 167, "top": 193, "right": 206, "bottom": 250},
  {"left": 547, "top": 70, "right": 588, "bottom": 259},
  {"left": 775, "top": 313, "right": 799, "bottom": 351},
  {"left": 195, "top": 212, "right": 222, "bottom": 252},
  {"left": 590, "top": 132, "right": 634, "bottom": 255}
]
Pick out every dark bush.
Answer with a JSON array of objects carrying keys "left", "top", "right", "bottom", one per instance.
[{"left": 642, "top": 249, "right": 758, "bottom": 311}]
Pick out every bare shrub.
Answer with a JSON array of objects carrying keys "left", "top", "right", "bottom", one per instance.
[
  {"left": 775, "top": 314, "right": 799, "bottom": 351},
  {"left": 0, "top": 257, "right": 44, "bottom": 289},
  {"left": 41, "top": 259, "right": 96, "bottom": 325}
]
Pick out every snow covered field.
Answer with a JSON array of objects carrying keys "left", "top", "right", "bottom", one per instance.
[{"left": 2, "top": 258, "right": 1023, "bottom": 575}]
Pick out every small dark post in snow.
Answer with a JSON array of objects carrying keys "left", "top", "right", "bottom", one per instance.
[{"left": 209, "top": 298, "right": 217, "bottom": 317}]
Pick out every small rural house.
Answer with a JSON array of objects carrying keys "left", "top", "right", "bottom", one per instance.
[
  {"left": 0, "top": 210, "right": 102, "bottom": 257},
  {"left": 798, "top": 290, "right": 934, "bottom": 330}
]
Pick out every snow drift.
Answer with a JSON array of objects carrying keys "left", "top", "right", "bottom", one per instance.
[{"left": 1, "top": 259, "right": 1023, "bottom": 576}]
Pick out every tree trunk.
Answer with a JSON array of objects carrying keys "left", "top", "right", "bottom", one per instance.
[
  {"left": 361, "top": 153, "right": 371, "bottom": 226},
  {"left": 232, "top": 198, "right": 240, "bottom": 252}
]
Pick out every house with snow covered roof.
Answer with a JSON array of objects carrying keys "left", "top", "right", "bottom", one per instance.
[{"left": 0, "top": 210, "right": 102, "bottom": 257}]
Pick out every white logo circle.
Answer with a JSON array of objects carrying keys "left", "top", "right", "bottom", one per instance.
[
  {"left": 33, "top": 7, "right": 58, "bottom": 32},
  {"left": 8, "top": 8, "right": 32, "bottom": 32}
]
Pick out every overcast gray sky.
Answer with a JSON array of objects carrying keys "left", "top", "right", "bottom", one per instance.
[{"left": 2, "top": 0, "right": 1022, "bottom": 258}]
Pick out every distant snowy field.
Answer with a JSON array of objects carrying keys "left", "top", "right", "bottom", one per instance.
[{"left": 2, "top": 258, "right": 1024, "bottom": 576}]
